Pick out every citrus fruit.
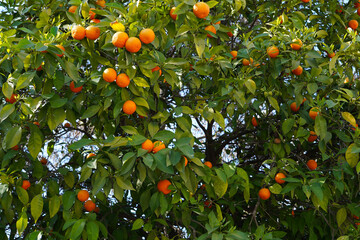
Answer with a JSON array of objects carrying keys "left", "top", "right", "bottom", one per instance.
[
  {"left": 227, "top": 32, "right": 233, "bottom": 37},
  {"left": 55, "top": 45, "right": 65, "bottom": 57},
  {"left": 70, "top": 81, "right": 83, "bottom": 93},
  {"left": 103, "top": 68, "right": 117, "bottom": 82},
  {"left": 251, "top": 116, "right": 258, "bottom": 127},
  {"left": 307, "top": 160, "right": 317, "bottom": 170},
  {"left": 40, "top": 157, "right": 47, "bottom": 165},
  {"left": 193, "top": 2, "right": 210, "bottom": 19},
  {"left": 89, "top": 8, "right": 96, "bottom": 20},
  {"left": 205, "top": 25, "right": 216, "bottom": 38},
  {"left": 142, "top": 139, "right": 154, "bottom": 153},
  {"left": 308, "top": 131, "right": 317, "bottom": 142},
  {"left": 258, "top": 188, "right": 270, "bottom": 200},
  {"left": 309, "top": 107, "right": 319, "bottom": 120},
  {"left": 71, "top": 25, "right": 86, "bottom": 40},
  {"left": 68, "top": 6, "right": 78, "bottom": 13},
  {"left": 349, "top": 20, "right": 358, "bottom": 30},
  {"left": 12, "top": 145, "right": 19, "bottom": 151},
  {"left": 157, "top": 179, "right": 171, "bottom": 194},
  {"left": 139, "top": 28, "right": 155, "bottom": 44},
  {"left": 290, "top": 39, "right": 302, "bottom": 50},
  {"left": 183, "top": 156, "right": 188, "bottom": 166},
  {"left": 204, "top": 161, "right": 213, "bottom": 168},
  {"left": 116, "top": 73, "right": 130, "bottom": 88},
  {"left": 292, "top": 65, "right": 303, "bottom": 75},
  {"left": 267, "top": 46, "right": 279, "bottom": 58},
  {"left": 22, "top": 180, "right": 31, "bottom": 190},
  {"left": 5, "top": 93, "right": 18, "bottom": 104},
  {"left": 95, "top": 0, "right": 105, "bottom": 7},
  {"left": 85, "top": 26, "right": 100, "bottom": 40},
  {"left": 123, "top": 100, "right": 136, "bottom": 115},
  {"left": 87, "top": 153, "right": 96, "bottom": 159},
  {"left": 242, "top": 58, "right": 253, "bottom": 66},
  {"left": 230, "top": 51, "right": 237, "bottom": 59},
  {"left": 84, "top": 200, "right": 96, "bottom": 211},
  {"left": 170, "top": 7, "right": 177, "bottom": 20},
  {"left": 290, "top": 102, "right": 300, "bottom": 112},
  {"left": 275, "top": 173, "right": 286, "bottom": 184},
  {"left": 77, "top": 190, "right": 89, "bottom": 202},
  {"left": 152, "top": 66, "right": 162, "bottom": 77},
  {"left": 112, "top": 32, "right": 129, "bottom": 48},
  {"left": 125, "top": 37, "right": 141, "bottom": 53},
  {"left": 153, "top": 141, "right": 165, "bottom": 153},
  {"left": 274, "top": 138, "right": 281, "bottom": 144}
]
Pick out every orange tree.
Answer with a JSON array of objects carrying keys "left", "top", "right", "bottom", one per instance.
[{"left": 1, "top": 0, "right": 360, "bottom": 239}]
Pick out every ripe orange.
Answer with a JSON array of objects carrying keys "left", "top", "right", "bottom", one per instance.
[
  {"left": 274, "top": 138, "right": 281, "bottom": 144},
  {"left": 70, "top": 81, "right": 83, "bottom": 93},
  {"left": 64, "top": 123, "right": 71, "bottom": 128},
  {"left": 123, "top": 100, "right": 136, "bottom": 115},
  {"left": 112, "top": 32, "right": 129, "bottom": 48},
  {"left": 183, "top": 156, "right": 188, "bottom": 166},
  {"left": 153, "top": 141, "right": 165, "bottom": 153},
  {"left": 157, "top": 179, "right": 171, "bottom": 194},
  {"left": 91, "top": 19, "right": 101, "bottom": 24},
  {"left": 308, "top": 131, "right": 317, "bottom": 142},
  {"left": 103, "top": 68, "right": 117, "bottom": 83},
  {"left": 200, "top": 184, "right": 206, "bottom": 190},
  {"left": 204, "top": 161, "right": 213, "bottom": 168},
  {"left": 68, "top": 6, "right": 78, "bottom": 13},
  {"left": 139, "top": 28, "right": 155, "bottom": 44},
  {"left": 33, "top": 121, "right": 40, "bottom": 126},
  {"left": 193, "top": 2, "right": 210, "bottom": 19},
  {"left": 292, "top": 65, "right": 303, "bottom": 75},
  {"left": 152, "top": 66, "right": 162, "bottom": 76},
  {"left": 292, "top": 210, "right": 295, "bottom": 216},
  {"left": 357, "top": 8, "right": 360, "bottom": 16},
  {"left": 275, "top": 173, "right": 286, "bottom": 184},
  {"left": 258, "top": 188, "right": 270, "bottom": 200},
  {"left": 77, "top": 190, "right": 89, "bottom": 202},
  {"left": 242, "top": 58, "right": 253, "bottom": 66},
  {"left": 205, "top": 25, "right": 216, "bottom": 38},
  {"left": 5, "top": 93, "right": 18, "bottom": 104},
  {"left": 204, "top": 200, "right": 212, "bottom": 208},
  {"left": 230, "top": 51, "right": 237, "bottom": 60},
  {"left": 71, "top": 25, "right": 86, "bottom": 40},
  {"left": 349, "top": 20, "right": 358, "bottom": 30},
  {"left": 251, "top": 116, "right": 258, "bottom": 127},
  {"left": 87, "top": 153, "right": 96, "bottom": 159},
  {"left": 40, "top": 157, "right": 47, "bottom": 165},
  {"left": 116, "top": 73, "right": 130, "bottom": 88},
  {"left": 290, "top": 102, "right": 300, "bottom": 112},
  {"left": 309, "top": 107, "right": 319, "bottom": 120},
  {"left": 356, "top": 2, "right": 360, "bottom": 8},
  {"left": 307, "top": 160, "right": 317, "bottom": 170},
  {"left": 55, "top": 45, "right": 65, "bottom": 57},
  {"left": 84, "top": 200, "right": 96, "bottom": 211},
  {"left": 85, "top": 26, "right": 100, "bottom": 40},
  {"left": 22, "top": 180, "right": 31, "bottom": 190},
  {"left": 327, "top": 51, "right": 335, "bottom": 58},
  {"left": 354, "top": 215, "right": 360, "bottom": 220},
  {"left": 290, "top": 39, "right": 302, "bottom": 50},
  {"left": 94, "top": 206, "right": 100, "bottom": 213},
  {"left": 142, "top": 139, "right": 154, "bottom": 153},
  {"left": 267, "top": 46, "right": 279, "bottom": 58},
  {"left": 12, "top": 145, "right": 19, "bottom": 151},
  {"left": 170, "top": 7, "right": 177, "bottom": 20},
  {"left": 125, "top": 37, "right": 141, "bottom": 53},
  {"left": 89, "top": 8, "right": 96, "bottom": 20},
  {"left": 227, "top": 32, "right": 233, "bottom": 37},
  {"left": 95, "top": 0, "right": 105, "bottom": 7},
  {"left": 301, "top": 0, "right": 310, "bottom": 2}
]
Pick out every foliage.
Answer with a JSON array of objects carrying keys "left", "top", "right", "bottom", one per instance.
[{"left": 1, "top": 0, "right": 360, "bottom": 239}]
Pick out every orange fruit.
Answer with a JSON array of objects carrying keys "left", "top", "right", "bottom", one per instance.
[
  {"left": 153, "top": 141, "right": 165, "bottom": 153},
  {"left": 275, "top": 173, "right": 286, "bottom": 184},
  {"left": 139, "top": 28, "right": 155, "bottom": 44},
  {"left": 243, "top": 58, "right": 253, "bottom": 66},
  {"left": 87, "top": 153, "right": 96, "bottom": 159},
  {"left": 327, "top": 51, "right": 335, "bottom": 58},
  {"left": 227, "top": 32, "right": 233, "bottom": 37},
  {"left": 290, "top": 39, "right": 302, "bottom": 50},
  {"left": 309, "top": 107, "right": 319, "bottom": 120},
  {"left": 204, "top": 200, "right": 212, "bottom": 208},
  {"left": 55, "top": 45, "right": 65, "bottom": 57},
  {"left": 230, "top": 51, "right": 237, "bottom": 60},
  {"left": 357, "top": 8, "right": 360, "bottom": 16},
  {"left": 116, "top": 73, "right": 130, "bottom": 88},
  {"left": 308, "top": 131, "right": 317, "bottom": 142},
  {"left": 274, "top": 138, "right": 281, "bottom": 144},
  {"left": 302, "top": 98, "right": 307, "bottom": 104},
  {"left": 22, "top": 180, "right": 31, "bottom": 190},
  {"left": 267, "top": 46, "right": 279, "bottom": 58},
  {"left": 5, "top": 93, "right": 18, "bottom": 104},
  {"left": 290, "top": 102, "right": 300, "bottom": 112},
  {"left": 94, "top": 206, "right": 100, "bottom": 213},
  {"left": 112, "top": 32, "right": 129, "bottom": 48},
  {"left": 152, "top": 66, "right": 162, "bottom": 76},
  {"left": 70, "top": 81, "right": 83, "bottom": 93},
  {"left": 89, "top": 8, "right": 96, "bottom": 20},
  {"left": 307, "top": 160, "right": 317, "bottom": 170},
  {"left": 36, "top": 65, "right": 43, "bottom": 71},
  {"left": 204, "top": 161, "right": 213, "bottom": 168},
  {"left": 183, "top": 156, "right": 188, "bottom": 166},
  {"left": 349, "top": 20, "right": 358, "bottom": 30},
  {"left": 278, "top": 15, "right": 284, "bottom": 24},
  {"left": 258, "top": 188, "right": 270, "bottom": 200},
  {"left": 142, "top": 139, "right": 154, "bottom": 153},
  {"left": 85, "top": 26, "right": 100, "bottom": 40},
  {"left": 68, "top": 6, "right": 78, "bottom": 13},
  {"left": 301, "top": 0, "right": 310, "bottom": 2},
  {"left": 96, "top": 0, "right": 105, "bottom": 7},
  {"left": 205, "top": 25, "right": 216, "bottom": 38},
  {"left": 292, "top": 210, "right": 295, "bottom": 216},
  {"left": 157, "top": 179, "right": 171, "bottom": 194},
  {"left": 354, "top": 215, "right": 360, "bottom": 220},
  {"left": 125, "top": 37, "right": 141, "bottom": 53},
  {"left": 12, "top": 145, "right": 19, "bottom": 151},
  {"left": 251, "top": 116, "right": 258, "bottom": 127},
  {"left": 71, "top": 25, "right": 86, "bottom": 40},
  {"left": 84, "top": 200, "right": 96, "bottom": 211},
  {"left": 200, "top": 184, "right": 206, "bottom": 190},
  {"left": 123, "top": 100, "right": 136, "bottom": 115},
  {"left": 351, "top": 124, "right": 359, "bottom": 131},
  {"left": 103, "top": 68, "right": 117, "bottom": 83},
  {"left": 292, "top": 65, "right": 303, "bottom": 75},
  {"left": 91, "top": 19, "right": 101, "bottom": 24},
  {"left": 193, "top": 2, "right": 210, "bottom": 19},
  {"left": 356, "top": 2, "right": 360, "bottom": 8},
  {"left": 77, "top": 190, "right": 89, "bottom": 202},
  {"left": 170, "top": 7, "right": 177, "bottom": 20},
  {"left": 64, "top": 123, "right": 71, "bottom": 128},
  {"left": 33, "top": 121, "right": 40, "bottom": 126},
  {"left": 40, "top": 157, "right": 47, "bottom": 165}
]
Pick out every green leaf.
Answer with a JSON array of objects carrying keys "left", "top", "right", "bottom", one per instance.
[
  {"left": 245, "top": 79, "right": 256, "bottom": 94},
  {"left": 346, "top": 143, "right": 359, "bottom": 168},
  {"left": 336, "top": 208, "right": 347, "bottom": 227},
  {"left": 267, "top": 96, "right": 280, "bottom": 112},
  {"left": 269, "top": 183, "right": 282, "bottom": 194},
  {"left": 16, "top": 186, "right": 29, "bottom": 205},
  {"left": 214, "top": 111, "right": 225, "bottom": 129},
  {"left": 31, "top": 194, "right": 43, "bottom": 223},
  {"left": 153, "top": 130, "right": 175, "bottom": 142},
  {"left": 62, "top": 191, "right": 76, "bottom": 210},
  {"left": 115, "top": 176, "right": 135, "bottom": 191},
  {"left": 70, "top": 219, "right": 86, "bottom": 240},
  {"left": 310, "top": 183, "right": 323, "bottom": 201},
  {"left": 62, "top": 60, "right": 79, "bottom": 81},
  {"left": 315, "top": 115, "right": 327, "bottom": 140},
  {"left": 49, "top": 196, "right": 60, "bottom": 218},
  {"left": 133, "top": 97, "right": 149, "bottom": 109},
  {"left": 194, "top": 36, "right": 205, "bottom": 57},
  {"left": 2, "top": 81, "right": 14, "bottom": 99},
  {"left": 81, "top": 105, "right": 100, "bottom": 119},
  {"left": 28, "top": 125, "right": 43, "bottom": 159},
  {"left": 0, "top": 104, "right": 15, "bottom": 122},
  {"left": 68, "top": 139, "right": 94, "bottom": 150},
  {"left": 16, "top": 211, "right": 28, "bottom": 235},
  {"left": 307, "top": 83, "right": 318, "bottom": 95},
  {"left": 47, "top": 108, "right": 66, "bottom": 131},
  {"left": 341, "top": 112, "right": 357, "bottom": 127},
  {"left": 303, "top": 185, "right": 311, "bottom": 199},
  {"left": 132, "top": 219, "right": 144, "bottom": 230},
  {"left": 87, "top": 221, "right": 99, "bottom": 240},
  {"left": 121, "top": 126, "right": 138, "bottom": 135},
  {"left": 212, "top": 176, "right": 228, "bottom": 198},
  {"left": 3, "top": 126, "right": 22, "bottom": 150},
  {"left": 133, "top": 77, "right": 150, "bottom": 88},
  {"left": 282, "top": 118, "right": 295, "bottom": 135},
  {"left": 16, "top": 71, "right": 36, "bottom": 90}
]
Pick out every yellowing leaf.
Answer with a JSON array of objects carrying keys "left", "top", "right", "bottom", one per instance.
[
  {"left": 110, "top": 21, "right": 125, "bottom": 32},
  {"left": 341, "top": 112, "right": 357, "bottom": 127},
  {"left": 346, "top": 143, "right": 359, "bottom": 168}
]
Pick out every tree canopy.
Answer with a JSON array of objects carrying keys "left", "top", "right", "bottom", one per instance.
[{"left": 1, "top": 0, "right": 360, "bottom": 239}]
